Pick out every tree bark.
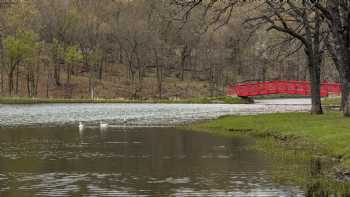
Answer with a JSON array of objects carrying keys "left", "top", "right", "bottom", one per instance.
[
  {"left": 0, "top": 32, "right": 3, "bottom": 95},
  {"left": 304, "top": 9, "right": 323, "bottom": 115},
  {"left": 308, "top": 57, "right": 323, "bottom": 114},
  {"left": 0, "top": 68, "right": 3, "bottom": 95},
  {"left": 54, "top": 64, "right": 61, "bottom": 86},
  {"left": 67, "top": 64, "right": 71, "bottom": 84},
  {"left": 316, "top": 1, "right": 350, "bottom": 116},
  {"left": 8, "top": 67, "right": 15, "bottom": 96},
  {"left": 180, "top": 45, "right": 189, "bottom": 81},
  {"left": 154, "top": 49, "right": 163, "bottom": 99},
  {"left": 343, "top": 75, "right": 350, "bottom": 116},
  {"left": 15, "top": 65, "right": 19, "bottom": 95}
]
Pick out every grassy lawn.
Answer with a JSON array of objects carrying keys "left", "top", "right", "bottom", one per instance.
[
  {"left": 190, "top": 112, "right": 350, "bottom": 168},
  {"left": 0, "top": 96, "right": 244, "bottom": 104},
  {"left": 323, "top": 97, "right": 341, "bottom": 106}
]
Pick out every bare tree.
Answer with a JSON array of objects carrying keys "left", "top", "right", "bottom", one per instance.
[{"left": 315, "top": 1, "right": 350, "bottom": 116}]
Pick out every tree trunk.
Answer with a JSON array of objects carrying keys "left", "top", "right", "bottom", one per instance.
[
  {"left": 54, "top": 64, "right": 61, "bottom": 86},
  {"left": 0, "top": 68, "right": 3, "bottom": 95},
  {"left": 67, "top": 64, "right": 71, "bottom": 84},
  {"left": 343, "top": 75, "right": 350, "bottom": 116},
  {"left": 308, "top": 53, "right": 323, "bottom": 114},
  {"left": 180, "top": 45, "right": 188, "bottom": 81},
  {"left": 15, "top": 65, "right": 19, "bottom": 95},
  {"left": 34, "top": 71, "right": 38, "bottom": 97},
  {"left": 344, "top": 86, "right": 350, "bottom": 116},
  {"left": 155, "top": 51, "right": 163, "bottom": 99},
  {"left": 304, "top": 9, "right": 323, "bottom": 115},
  {"left": 26, "top": 72, "right": 30, "bottom": 97},
  {"left": 0, "top": 33, "right": 3, "bottom": 95},
  {"left": 46, "top": 72, "right": 50, "bottom": 98},
  {"left": 309, "top": 69, "right": 323, "bottom": 114},
  {"left": 98, "top": 61, "right": 103, "bottom": 80},
  {"left": 8, "top": 68, "right": 15, "bottom": 96}
]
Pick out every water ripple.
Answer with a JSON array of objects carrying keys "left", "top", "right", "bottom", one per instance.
[{"left": 0, "top": 103, "right": 310, "bottom": 127}]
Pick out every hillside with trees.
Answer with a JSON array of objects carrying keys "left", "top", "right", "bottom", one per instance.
[{"left": 0, "top": 1, "right": 344, "bottom": 107}]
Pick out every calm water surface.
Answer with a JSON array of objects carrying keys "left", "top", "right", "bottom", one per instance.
[
  {"left": 0, "top": 103, "right": 310, "bottom": 196},
  {"left": 0, "top": 127, "right": 303, "bottom": 196}
]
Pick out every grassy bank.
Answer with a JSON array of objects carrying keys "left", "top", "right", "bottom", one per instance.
[
  {"left": 323, "top": 97, "right": 341, "bottom": 106},
  {"left": 190, "top": 112, "right": 350, "bottom": 168},
  {"left": 0, "top": 96, "right": 244, "bottom": 104},
  {"left": 189, "top": 112, "right": 350, "bottom": 194}
]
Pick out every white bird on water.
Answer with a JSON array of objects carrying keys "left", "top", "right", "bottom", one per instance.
[
  {"left": 100, "top": 121, "right": 108, "bottom": 129},
  {"left": 123, "top": 117, "right": 128, "bottom": 124},
  {"left": 79, "top": 122, "right": 84, "bottom": 130}
]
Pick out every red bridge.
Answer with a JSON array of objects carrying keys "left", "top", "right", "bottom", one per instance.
[{"left": 227, "top": 80, "right": 342, "bottom": 97}]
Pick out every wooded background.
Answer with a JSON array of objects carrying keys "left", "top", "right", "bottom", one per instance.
[{"left": 0, "top": 0, "right": 341, "bottom": 103}]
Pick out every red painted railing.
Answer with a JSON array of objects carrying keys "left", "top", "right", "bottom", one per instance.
[{"left": 227, "top": 80, "right": 342, "bottom": 97}]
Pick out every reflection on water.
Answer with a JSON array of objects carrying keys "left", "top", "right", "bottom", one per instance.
[{"left": 0, "top": 127, "right": 303, "bottom": 196}]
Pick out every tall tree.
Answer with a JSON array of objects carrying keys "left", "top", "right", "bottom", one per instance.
[
  {"left": 172, "top": 0, "right": 325, "bottom": 114},
  {"left": 315, "top": 1, "right": 350, "bottom": 116}
]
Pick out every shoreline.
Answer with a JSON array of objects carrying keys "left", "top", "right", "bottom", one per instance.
[
  {"left": 0, "top": 96, "right": 245, "bottom": 105},
  {"left": 186, "top": 112, "right": 350, "bottom": 188}
]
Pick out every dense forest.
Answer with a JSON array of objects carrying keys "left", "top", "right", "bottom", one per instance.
[{"left": 0, "top": 0, "right": 348, "bottom": 114}]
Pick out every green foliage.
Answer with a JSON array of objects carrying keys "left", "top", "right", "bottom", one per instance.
[
  {"left": 51, "top": 39, "right": 65, "bottom": 63},
  {"left": 323, "top": 97, "right": 341, "bottom": 106},
  {"left": 64, "top": 45, "right": 83, "bottom": 65},
  {"left": 3, "top": 30, "right": 39, "bottom": 66}
]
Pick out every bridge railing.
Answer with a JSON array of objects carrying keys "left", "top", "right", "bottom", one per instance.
[{"left": 227, "top": 80, "right": 342, "bottom": 97}]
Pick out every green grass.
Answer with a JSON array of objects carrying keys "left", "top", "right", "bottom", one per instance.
[
  {"left": 254, "top": 94, "right": 308, "bottom": 99},
  {"left": 323, "top": 97, "right": 341, "bottom": 106},
  {"left": 188, "top": 112, "right": 350, "bottom": 193},
  {"left": 190, "top": 112, "right": 350, "bottom": 168},
  {"left": 0, "top": 96, "right": 244, "bottom": 104}
]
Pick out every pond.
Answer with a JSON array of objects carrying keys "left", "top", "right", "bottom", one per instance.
[
  {"left": 0, "top": 127, "right": 304, "bottom": 197},
  {"left": 0, "top": 102, "right": 339, "bottom": 196}
]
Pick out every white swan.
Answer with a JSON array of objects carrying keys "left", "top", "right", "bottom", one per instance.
[
  {"left": 79, "top": 122, "right": 84, "bottom": 130},
  {"left": 100, "top": 121, "right": 108, "bottom": 129},
  {"left": 123, "top": 117, "right": 128, "bottom": 124}
]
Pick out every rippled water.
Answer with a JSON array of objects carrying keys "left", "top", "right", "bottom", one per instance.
[
  {"left": 0, "top": 127, "right": 304, "bottom": 196},
  {"left": 0, "top": 102, "right": 310, "bottom": 127}
]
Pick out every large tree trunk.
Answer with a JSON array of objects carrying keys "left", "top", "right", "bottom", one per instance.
[
  {"left": 304, "top": 9, "right": 323, "bottom": 115},
  {"left": 319, "top": 0, "right": 350, "bottom": 116},
  {"left": 343, "top": 74, "right": 350, "bottom": 116},
  {"left": 344, "top": 86, "right": 350, "bottom": 116},
  {"left": 309, "top": 62, "right": 323, "bottom": 114},
  {"left": 341, "top": 77, "right": 348, "bottom": 111}
]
